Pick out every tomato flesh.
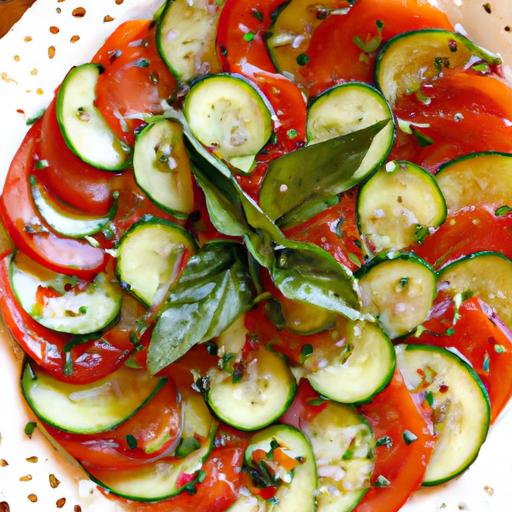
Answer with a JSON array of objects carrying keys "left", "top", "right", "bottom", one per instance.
[
  {"left": 0, "top": 122, "right": 107, "bottom": 277},
  {"left": 408, "top": 295, "right": 512, "bottom": 423}
]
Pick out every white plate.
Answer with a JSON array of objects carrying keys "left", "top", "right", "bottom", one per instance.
[{"left": 0, "top": 1, "right": 511, "bottom": 510}]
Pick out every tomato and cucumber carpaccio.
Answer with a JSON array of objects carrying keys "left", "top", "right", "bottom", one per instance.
[{"left": 1, "top": 0, "right": 511, "bottom": 510}]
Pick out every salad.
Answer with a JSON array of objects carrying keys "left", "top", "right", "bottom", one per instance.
[{"left": 1, "top": 1, "right": 511, "bottom": 511}]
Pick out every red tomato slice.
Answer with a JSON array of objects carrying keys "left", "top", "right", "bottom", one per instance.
[
  {"left": 133, "top": 448, "right": 244, "bottom": 512},
  {"left": 303, "top": 0, "right": 452, "bottom": 95},
  {"left": 392, "top": 72, "right": 512, "bottom": 171},
  {"left": 412, "top": 206, "right": 512, "bottom": 268},
  {"left": 408, "top": 295, "right": 512, "bottom": 423},
  {"left": 284, "top": 190, "right": 364, "bottom": 272},
  {"left": 93, "top": 21, "right": 177, "bottom": 146},
  {"left": 0, "top": 122, "right": 106, "bottom": 277},
  {"left": 356, "top": 371, "right": 434, "bottom": 512},
  {"left": 38, "top": 99, "right": 115, "bottom": 216},
  {"left": 0, "top": 255, "right": 131, "bottom": 384},
  {"left": 48, "top": 379, "right": 182, "bottom": 470}
]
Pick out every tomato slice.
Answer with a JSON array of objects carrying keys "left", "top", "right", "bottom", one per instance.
[
  {"left": 0, "top": 254, "right": 130, "bottom": 384},
  {"left": 408, "top": 295, "right": 512, "bottom": 423},
  {"left": 284, "top": 190, "right": 364, "bottom": 272},
  {"left": 47, "top": 379, "right": 182, "bottom": 470},
  {"left": 412, "top": 206, "right": 512, "bottom": 268},
  {"left": 93, "top": 21, "right": 177, "bottom": 146},
  {"left": 356, "top": 371, "right": 434, "bottom": 512},
  {"left": 133, "top": 448, "right": 244, "bottom": 512},
  {"left": 302, "top": 0, "right": 452, "bottom": 95},
  {"left": 0, "top": 122, "right": 106, "bottom": 277},
  {"left": 392, "top": 71, "right": 512, "bottom": 171}
]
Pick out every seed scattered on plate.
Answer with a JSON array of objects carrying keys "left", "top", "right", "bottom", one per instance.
[
  {"left": 104, "top": 15, "right": 114, "bottom": 22},
  {"left": 27, "top": 494, "right": 38, "bottom": 503},
  {"left": 19, "top": 474, "right": 33, "bottom": 482},
  {"left": 26, "top": 456, "right": 38, "bottom": 463},
  {"left": 50, "top": 26, "right": 60, "bottom": 34},
  {"left": 115, "top": 0, "right": 124, "bottom": 4},
  {"left": 0, "top": 502, "right": 10, "bottom": 512},
  {"left": 13, "top": 55, "right": 20, "bottom": 62},
  {"left": 48, "top": 46, "right": 56, "bottom": 59},
  {"left": 24, "top": 36, "right": 32, "bottom": 42},
  {"left": 36, "top": 88, "right": 44, "bottom": 96},
  {"left": 72, "top": 7, "right": 86, "bottom": 17},
  {"left": 31, "top": 69, "right": 38, "bottom": 76},
  {"left": 0, "top": 459, "right": 8, "bottom": 467},
  {"left": 49, "top": 474, "right": 61, "bottom": 489},
  {"left": 74, "top": 506, "right": 82, "bottom": 512},
  {"left": 484, "top": 485, "right": 494, "bottom": 496},
  {"left": 71, "top": 35, "right": 81, "bottom": 43},
  {"left": 56, "top": 498, "right": 66, "bottom": 509}
]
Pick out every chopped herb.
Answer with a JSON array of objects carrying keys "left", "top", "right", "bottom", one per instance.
[
  {"left": 495, "top": 205, "right": 512, "bottom": 216},
  {"left": 287, "top": 128, "right": 298, "bottom": 139},
  {"left": 494, "top": 344, "right": 505, "bottom": 354},
  {"left": 444, "top": 327, "right": 455, "bottom": 336},
  {"left": 335, "top": 217, "right": 344, "bottom": 237},
  {"left": 414, "top": 224, "right": 430, "bottom": 245},
  {"left": 374, "top": 475, "right": 391, "bottom": 487},
  {"left": 196, "top": 469, "right": 206, "bottom": 483},
  {"left": 376, "top": 436, "right": 393, "bottom": 449},
  {"left": 192, "top": 376, "right": 210, "bottom": 395},
  {"left": 206, "top": 341, "right": 218, "bottom": 356},
  {"left": 483, "top": 3, "right": 492, "bottom": 14},
  {"left": 425, "top": 390, "right": 434, "bottom": 407},
  {"left": 296, "top": 53, "right": 309, "bottom": 66},
  {"left": 433, "top": 56, "right": 450, "bottom": 76},
  {"left": 220, "top": 45, "right": 228, "bottom": 57},
  {"left": 353, "top": 19, "right": 384, "bottom": 55},
  {"left": 243, "top": 32, "right": 256, "bottom": 42},
  {"left": 307, "top": 397, "right": 327, "bottom": 406},
  {"left": 300, "top": 344, "right": 314, "bottom": 363},
  {"left": 78, "top": 306, "right": 88, "bottom": 315},
  {"left": 472, "top": 62, "right": 490, "bottom": 74},
  {"left": 232, "top": 361, "right": 245, "bottom": 383},
  {"left": 399, "top": 277, "right": 410, "bottom": 288},
  {"left": 251, "top": 8, "right": 264, "bottom": 21},
  {"left": 348, "top": 252, "right": 362, "bottom": 267},
  {"left": 415, "top": 89, "right": 431, "bottom": 105},
  {"left": 414, "top": 325, "right": 426, "bottom": 338},
  {"left": 64, "top": 351, "right": 73, "bottom": 376},
  {"left": 403, "top": 430, "right": 418, "bottom": 445},
  {"left": 411, "top": 126, "right": 434, "bottom": 147},
  {"left": 35, "top": 159, "right": 49, "bottom": 169},
  {"left": 134, "top": 58, "right": 150, "bottom": 68},
  {"left": 342, "top": 447, "right": 354, "bottom": 460},
  {"left": 126, "top": 434, "right": 138, "bottom": 449},
  {"left": 483, "top": 352, "right": 490, "bottom": 372},
  {"left": 24, "top": 422, "right": 37, "bottom": 438},
  {"left": 220, "top": 352, "right": 235, "bottom": 372}
]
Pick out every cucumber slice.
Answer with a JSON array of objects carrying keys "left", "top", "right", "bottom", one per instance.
[
  {"left": 357, "top": 161, "right": 447, "bottom": 252},
  {"left": 22, "top": 363, "right": 165, "bottom": 434},
  {"left": 438, "top": 251, "right": 512, "bottom": 328},
  {"left": 207, "top": 346, "right": 296, "bottom": 431},
  {"left": 267, "top": 0, "right": 349, "bottom": 81},
  {"left": 396, "top": 344, "right": 490, "bottom": 486},
  {"left": 307, "top": 83, "right": 395, "bottom": 186},
  {"left": 88, "top": 421, "right": 217, "bottom": 501},
  {"left": 281, "top": 299, "right": 336, "bottom": 335},
  {"left": 376, "top": 29, "right": 501, "bottom": 105},
  {"left": 245, "top": 425, "right": 317, "bottom": 512},
  {"left": 133, "top": 120, "right": 194, "bottom": 217},
  {"left": 357, "top": 253, "right": 437, "bottom": 338},
  {"left": 10, "top": 252, "right": 122, "bottom": 335},
  {"left": 302, "top": 402, "right": 375, "bottom": 511},
  {"left": 184, "top": 74, "right": 273, "bottom": 168},
  {"left": 30, "top": 176, "right": 116, "bottom": 239},
  {"left": 157, "top": 0, "right": 224, "bottom": 81},
  {"left": 116, "top": 216, "right": 196, "bottom": 306},
  {"left": 56, "top": 64, "right": 131, "bottom": 171},
  {"left": 436, "top": 152, "right": 512, "bottom": 213},
  {"left": 305, "top": 319, "right": 395, "bottom": 403}
]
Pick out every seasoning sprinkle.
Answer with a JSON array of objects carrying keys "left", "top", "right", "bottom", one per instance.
[{"left": 24, "top": 421, "right": 37, "bottom": 438}]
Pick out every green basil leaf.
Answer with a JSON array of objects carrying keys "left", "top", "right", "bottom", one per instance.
[
  {"left": 277, "top": 195, "right": 340, "bottom": 230},
  {"left": 147, "top": 242, "right": 253, "bottom": 374},
  {"left": 272, "top": 240, "right": 365, "bottom": 321},
  {"left": 260, "top": 120, "right": 390, "bottom": 221}
]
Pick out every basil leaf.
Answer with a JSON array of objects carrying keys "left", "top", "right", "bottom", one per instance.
[
  {"left": 272, "top": 240, "right": 365, "bottom": 321},
  {"left": 260, "top": 120, "right": 390, "bottom": 221},
  {"left": 278, "top": 195, "right": 340, "bottom": 230},
  {"left": 147, "top": 242, "right": 253, "bottom": 374}
]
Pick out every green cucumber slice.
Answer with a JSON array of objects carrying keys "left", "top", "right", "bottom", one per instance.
[
  {"left": 30, "top": 176, "right": 116, "bottom": 239},
  {"left": 88, "top": 421, "right": 217, "bottom": 501},
  {"left": 302, "top": 402, "right": 375, "bottom": 511},
  {"left": 116, "top": 216, "right": 196, "bottom": 306},
  {"left": 375, "top": 29, "right": 501, "bottom": 105},
  {"left": 157, "top": 0, "right": 224, "bottom": 81},
  {"left": 56, "top": 64, "right": 131, "bottom": 171},
  {"left": 183, "top": 74, "right": 273, "bottom": 169},
  {"left": 207, "top": 346, "right": 296, "bottom": 431},
  {"left": 10, "top": 252, "right": 122, "bottom": 335},
  {"left": 133, "top": 120, "right": 194, "bottom": 217},
  {"left": 245, "top": 425, "right": 317, "bottom": 512},
  {"left": 436, "top": 152, "right": 512, "bottom": 213},
  {"left": 22, "top": 363, "right": 165, "bottom": 434},
  {"left": 267, "top": 0, "right": 349, "bottom": 81},
  {"left": 396, "top": 344, "right": 490, "bottom": 486},
  {"left": 307, "top": 82, "right": 395, "bottom": 186},
  {"left": 305, "top": 320, "right": 395, "bottom": 403},
  {"left": 357, "top": 253, "right": 437, "bottom": 338},
  {"left": 357, "top": 161, "right": 447, "bottom": 252},
  {"left": 438, "top": 251, "right": 512, "bottom": 328}
]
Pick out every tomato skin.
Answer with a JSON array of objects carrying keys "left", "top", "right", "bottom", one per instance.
[
  {"left": 303, "top": 0, "right": 452, "bottom": 95},
  {"left": 93, "top": 21, "right": 177, "bottom": 146},
  {"left": 38, "top": 100, "right": 115, "bottom": 216},
  {"left": 356, "top": 371, "right": 434, "bottom": 512},
  {"left": 0, "top": 123, "right": 107, "bottom": 278},
  {"left": 408, "top": 296, "right": 512, "bottom": 423},
  {"left": 47, "top": 379, "right": 182, "bottom": 470},
  {"left": 412, "top": 206, "right": 512, "bottom": 268},
  {"left": 134, "top": 448, "right": 244, "bottom": 512}
]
